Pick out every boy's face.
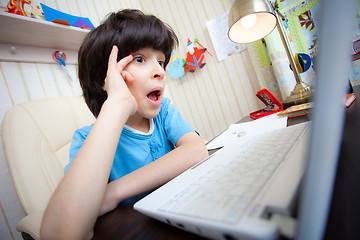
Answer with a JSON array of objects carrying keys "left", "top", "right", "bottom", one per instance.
[{"left": 124, "top": 47, "right": 166, "bottom": 120}]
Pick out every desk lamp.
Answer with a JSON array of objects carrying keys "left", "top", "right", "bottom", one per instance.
[{"left": 228, "top": 0, "right": 313, "bottom": 107}]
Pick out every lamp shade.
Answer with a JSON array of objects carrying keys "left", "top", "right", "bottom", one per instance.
[{"left": 228, "top": 0, "right": 277, "bottom": 43}]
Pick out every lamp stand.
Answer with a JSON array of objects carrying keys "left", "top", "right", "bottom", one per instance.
[{"left": 271, "top": 2, "right": 313, "bottom": 108}]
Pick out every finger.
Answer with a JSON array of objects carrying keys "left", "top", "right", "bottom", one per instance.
[
  {"left": 121, "top": 71, "right": 135, "bottom": 83},
  {"left": 108, "top": 45, "right": 119, "bottom": 70},
  {"left": 116, "top": 55, "right": 133, "bottom": 71}
]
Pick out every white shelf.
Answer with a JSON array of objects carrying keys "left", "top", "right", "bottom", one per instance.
[{"left": 0, "top": 11, "right": 90, "bottom": 51}]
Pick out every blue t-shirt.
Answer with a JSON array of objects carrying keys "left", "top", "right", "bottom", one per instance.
[{"left": 65, "top": 97, "right": 195, "bottom": 187}]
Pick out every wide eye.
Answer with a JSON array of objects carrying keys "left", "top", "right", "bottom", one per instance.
[
  {"left": 158, "top": 60, "right": 165, "bottom": 68},
  {"left": 133, "top": 56, "right": 145, "bottom": 63}
]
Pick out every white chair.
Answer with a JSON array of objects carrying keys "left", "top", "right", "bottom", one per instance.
[{"left": 1, "top": 96, "right": 95, "bottom": 240}]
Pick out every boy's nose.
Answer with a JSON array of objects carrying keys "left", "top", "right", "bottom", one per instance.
[{"left": 152, "top": 63, "right": 165, "bottom": 80}]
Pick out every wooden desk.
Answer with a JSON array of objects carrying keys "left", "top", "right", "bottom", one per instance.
[
  {"left": 324, "top": 100, "right": 360, "bottom": 239},
  {"left": 92, "top": 200, "right": 207, "bottom": 240}
]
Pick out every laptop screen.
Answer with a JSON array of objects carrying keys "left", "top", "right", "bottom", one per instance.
[{"left": 296, "top": 0, "right": 358, "bottom": 239}]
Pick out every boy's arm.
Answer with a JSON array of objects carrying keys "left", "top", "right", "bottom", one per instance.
[
  {"left": 40, "top": 46, "right": 136, "bottom": 240},
  {"left": 101, "top": 131, "right": 209, "bottom": 214}
]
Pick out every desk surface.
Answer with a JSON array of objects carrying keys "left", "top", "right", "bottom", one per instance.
[{"left": 92, "top": 201, "right": 207, "bottom": 240}]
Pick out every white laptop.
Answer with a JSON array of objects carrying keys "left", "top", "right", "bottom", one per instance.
[
  {"left": 135, "top": 122, "right": 310, "bottom": 239},
  {"left": 134, "top": 1, "right": 355, "bottom": 239}
]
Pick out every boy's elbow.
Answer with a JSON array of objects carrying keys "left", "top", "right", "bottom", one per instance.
[
  {"left": 177, "top": 131, "right": 209, "bottom": 164},
  {"left": 40, "top": 226, "right": 93, "bottom": 240},
  {"left": 193, "top": 136, "right": 209, "bottom": 161},
  {"left": 40, "top": 214, "right": 94, "bottom": 240},
  {"left": 40, "top": 219, "right": 65, "bottom": 240},
  {"left": 40, "top": 221, "right": 56, "bottom": 240},
  {"left": 40, "top": 204, "right": 66, "bottom": 240}
]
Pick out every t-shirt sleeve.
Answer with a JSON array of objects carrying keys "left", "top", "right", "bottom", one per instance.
[
  {"left": 64, "top": 125, "right": 92, "bottom": 173},
  {"left": 161, "top": 98, "right": 198, "bottom": 146}
]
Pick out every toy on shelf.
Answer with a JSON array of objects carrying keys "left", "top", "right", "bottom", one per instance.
[
  {"left": 5, "top": 0, "right": 45, "bottom": 20},
  {"left": 5, "top": 0, "right": 31, "bottom": 16},
  {"left": 28, "top": 3, "right": 44, "bottom": 20}
]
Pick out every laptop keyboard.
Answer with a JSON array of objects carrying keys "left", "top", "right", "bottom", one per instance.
[{"left": 158, "top": 123, "right": 308, "bottom": 223}]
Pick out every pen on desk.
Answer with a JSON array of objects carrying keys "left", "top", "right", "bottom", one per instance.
[{"left": 288, "top": 111, "right": 311, "bottom": 119}]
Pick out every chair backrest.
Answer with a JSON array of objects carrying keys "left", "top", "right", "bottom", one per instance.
[{"left": 1, "top": 96, "right": 95, "bottom": 215}]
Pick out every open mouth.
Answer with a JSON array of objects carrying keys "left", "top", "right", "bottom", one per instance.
[
  {"left": 147, "top": 90, "right": 161, "bottom": 101},
  {"left": 146, "top": 88, "right": 162, "bottom": 106}
]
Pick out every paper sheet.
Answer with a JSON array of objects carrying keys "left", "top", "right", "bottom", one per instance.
[
  {"left": 206, "top": 114, "right": 288, "bottom": 150},
  {"left": 206, "top": 10, "right": 246, "bottom": 62}
]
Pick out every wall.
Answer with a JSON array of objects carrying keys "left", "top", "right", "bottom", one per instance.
[{"left": 0, "top": 0, "right": 262, "bottom": 239}]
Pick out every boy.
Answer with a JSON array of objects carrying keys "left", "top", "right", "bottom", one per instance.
[{"left": 41, "top": 9, "right": 208, "bottom": 239}]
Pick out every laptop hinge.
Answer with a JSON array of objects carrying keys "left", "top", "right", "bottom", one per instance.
[{"left": 270, "top": 213, "right": 297, "bottom": 239}]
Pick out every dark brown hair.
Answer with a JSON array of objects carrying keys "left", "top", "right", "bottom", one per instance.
[{"left": 78, "top": 9, "right": 178, "bottom": 117}]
